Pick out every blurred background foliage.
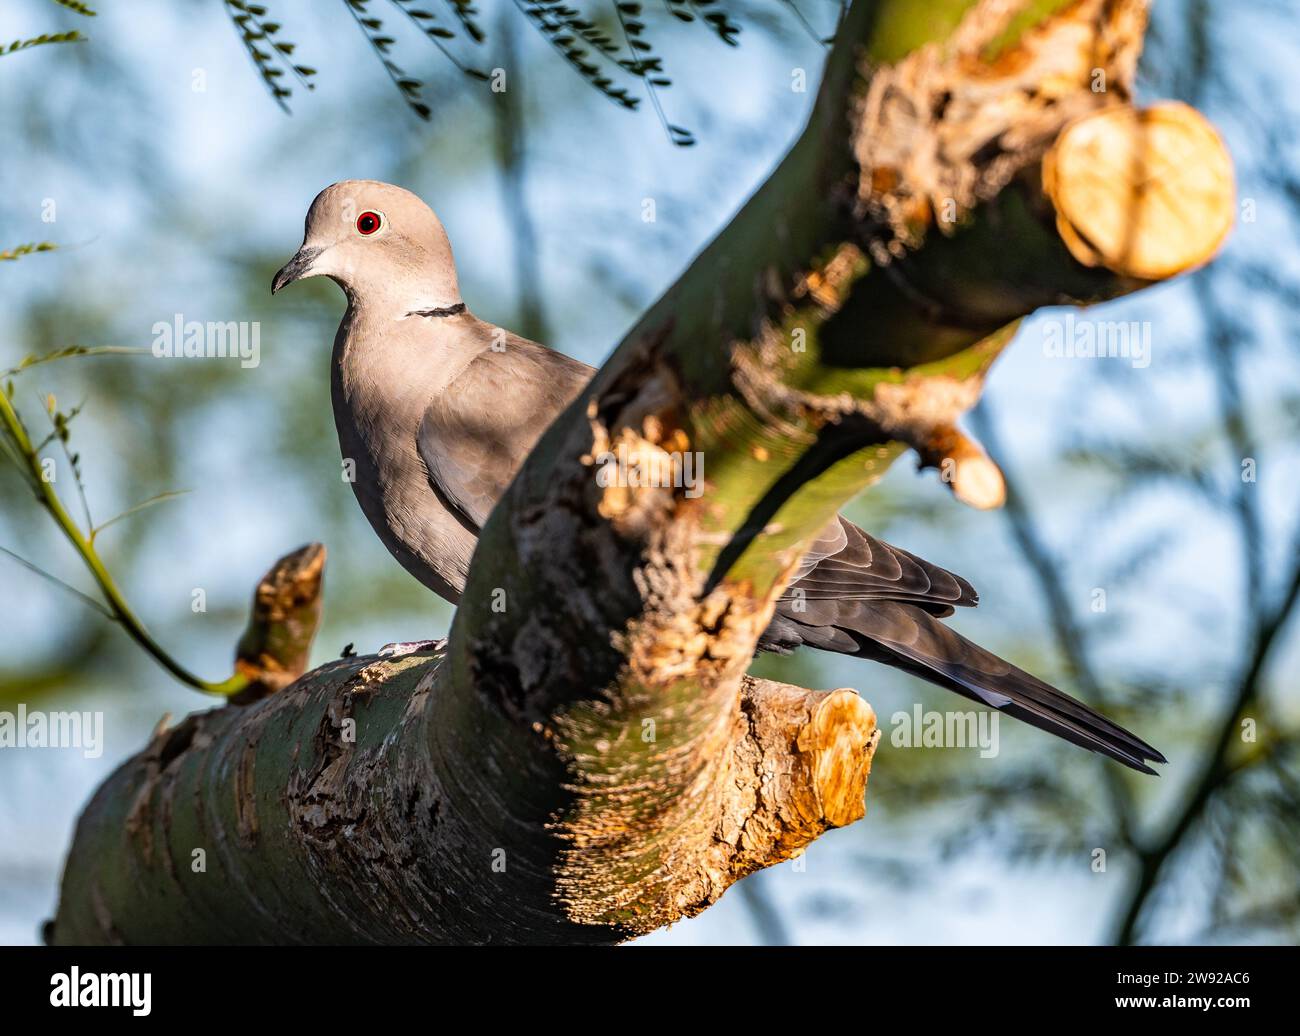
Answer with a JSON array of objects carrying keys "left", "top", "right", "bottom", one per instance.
[{"left": 1, "top": 0, "right": 1297, "bottom": 945}]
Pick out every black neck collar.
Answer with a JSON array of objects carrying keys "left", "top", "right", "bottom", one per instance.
[{"left": 407, "top": 302, "right": 466, "bottom": 319}]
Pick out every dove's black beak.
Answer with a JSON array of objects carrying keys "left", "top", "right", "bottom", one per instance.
[{"left": 271, "top": 246, "right": 323, "bottom": 294}]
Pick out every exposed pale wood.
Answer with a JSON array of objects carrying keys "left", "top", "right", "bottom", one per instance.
[
  {"left": 230, "top": 543, "right": 326, "bottom": 704},
  {"left": 1043, "top": 102, "right": 1236, "bottom": 280}
]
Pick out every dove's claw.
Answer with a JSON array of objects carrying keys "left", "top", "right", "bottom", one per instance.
[{"left": 377, "top": 638, "right": 447, "bottom": 657}]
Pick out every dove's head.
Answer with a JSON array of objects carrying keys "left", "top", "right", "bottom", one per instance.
[{"left": 272, "top": 180, "right": 461, "bottom": 310}]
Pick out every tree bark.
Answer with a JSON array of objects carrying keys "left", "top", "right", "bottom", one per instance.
[{"left": 50, "top": 0, "right": 1233, "bottom": 944}]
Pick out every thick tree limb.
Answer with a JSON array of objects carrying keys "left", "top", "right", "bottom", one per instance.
[
  {"left": 52, "top": 652, "right": 875, "bottom": 944},
  {"left": 51, "top": 0, "right": 1234, "bottom": 944}
]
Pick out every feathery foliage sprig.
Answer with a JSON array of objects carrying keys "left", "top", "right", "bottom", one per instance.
[
  {"left": 389, "top": 0, "right": 490, "bottom": 87},
  {"left": 1, "top": 31, "right": 86, "bottom": 58},
  {"left": 0, "top": 350, "right": 248, "bottom": 698},
  {"left": 48, "top": 0, "right": 97, "bottom": 15},
  {"left": 663, "top": 1, "right": 739, "bottom": 46},
  {"left": 223, "top": 0, "right": 317, "bottom": 114},
  {"left": 220, "top": 0, "right": 765, "bottom": 146},
  {"left": 343, "top": 0, "right": 436, "bottom": 120},
  {"left": 442, "top": 0, "right": 487, "bottom": 42},
  {"left": 0, "top": 242, "right": 58, "bottom": 262},
  {"left": 516, "top": 1, "right": 641, "bottom": 112},
  {"left": 612, "top": 1, "right": 693, "bottom": 145}
]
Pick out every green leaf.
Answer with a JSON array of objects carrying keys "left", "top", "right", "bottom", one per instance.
[
  {"left": 1, "top": 32, "right": 86, "bottom": 58},
  {"left": 0, "top": 241, "right": 57, "bottom": 261},
  {"left": 48, "top": 0, "right": 97, "bottom": 16}
]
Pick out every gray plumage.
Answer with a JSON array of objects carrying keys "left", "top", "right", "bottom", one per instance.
[
  {"left": 332, "top": 303, "right": 588, "bottom": 603},
  {"left": 274, "top": 180, "right": 1165, "bottom": 774}
]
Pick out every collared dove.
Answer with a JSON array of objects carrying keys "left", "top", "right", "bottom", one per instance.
[{"left": 273, "top": 180, "right": 1165, "bottom": 774}]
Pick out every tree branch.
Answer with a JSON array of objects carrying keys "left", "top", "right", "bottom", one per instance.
[{"left": 51, "top": 0, "right": 1234, "bottom": 944}]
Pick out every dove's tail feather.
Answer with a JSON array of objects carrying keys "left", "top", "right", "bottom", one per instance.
[{"left": 764, "top": 600, "right": 1166, "bottom": 774}]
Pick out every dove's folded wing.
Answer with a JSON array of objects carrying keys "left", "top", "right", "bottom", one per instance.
[{"left": 417, "top": 328, "right": 593, "bottom": 531}]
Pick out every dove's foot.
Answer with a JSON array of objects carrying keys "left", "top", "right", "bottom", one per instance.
[{"left": 378, "top": 638, "right": 447, "bottom": 657}]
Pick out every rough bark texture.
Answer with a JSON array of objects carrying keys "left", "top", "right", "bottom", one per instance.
[
  {"left": 50, "top": 0, "right": 1233, "bottom": 944},
  {"left": 53, "top": 644, "right": 879, "bottom": 943},
  {"left": 229, "top": 543, "right": 327, "bottom": 705}
]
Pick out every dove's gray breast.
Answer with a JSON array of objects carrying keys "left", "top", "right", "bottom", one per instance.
[{"left": 330, "top": 305, "right": 484, "bottom": 603}]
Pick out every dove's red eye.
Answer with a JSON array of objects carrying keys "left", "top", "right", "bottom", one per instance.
[{"left": 356, "top": 211, "right": 382, "bottom": 235}]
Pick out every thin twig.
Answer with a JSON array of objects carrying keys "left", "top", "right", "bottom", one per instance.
[{"left": 0, "top": 377, "right": 247, "bottom": 697}]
